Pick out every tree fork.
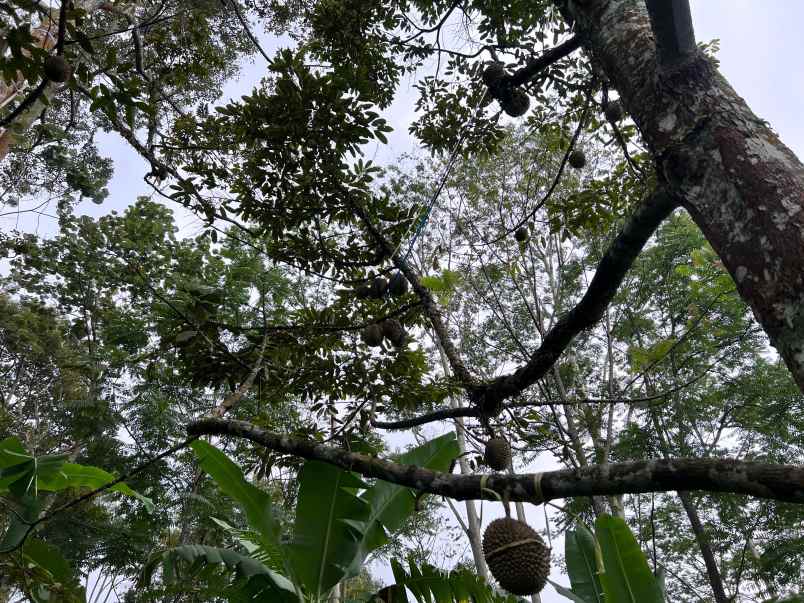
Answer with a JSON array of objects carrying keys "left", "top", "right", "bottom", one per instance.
[
  {"left": 564, "top": 0, "right": 804, "bottom": 392},
  {"left": 473, "top": 188, "right": 677, "bottom": 411},
  {"left": 189, "top": 418, "right": 804, "bottom": 505}
]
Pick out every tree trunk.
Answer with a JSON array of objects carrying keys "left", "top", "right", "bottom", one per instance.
[
  {"left": 646, "top": 395, "right": 728, "bottom": 602},
  {"left": 0, "top": 1, "right": 109, "bottom": 160},
  {"left": 437, "top": 344, "right": 489, "bottom": 578},
  {"left": 566, "top": 0, "right": 804, "bottom": 392},
  {"left": 678, "top": 491, "right": 729, "bottom": 603}
]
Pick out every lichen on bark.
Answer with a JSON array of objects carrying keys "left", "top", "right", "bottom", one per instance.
[{"left": 568, "top": 0, "right": 804, "bottom": 391}]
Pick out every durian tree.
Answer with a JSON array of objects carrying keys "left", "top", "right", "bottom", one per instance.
[
  {"left": 381, "top": 127, "right": 804, "bottom": 600},
  {"left": 3, "top": 0, "right": 804, "bottom": 601}
]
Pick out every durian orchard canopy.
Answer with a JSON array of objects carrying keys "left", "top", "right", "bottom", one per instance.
[{"left": 2, "top": 0, "right": 804, "bottom": 598}]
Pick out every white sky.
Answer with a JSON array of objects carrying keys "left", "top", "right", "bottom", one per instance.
[{"left": 6, "top": 1, "right": 804, "bottom": 601}]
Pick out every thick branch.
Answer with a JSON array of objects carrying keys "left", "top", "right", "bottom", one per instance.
[
  {"left": 562, "top": 0, "right": 804, "bottom": 392},
  {"left": 473, "top": 189, "right": 678, "bottom": 412},
  {"left": 644, "top": 0, "right": 696, "bottom": 70},
  {"left": 189, "top": 418, "right": 804, "bottom": 505},
  {"left": 508, "top": 35, "right": 583, "bottom": 88}
]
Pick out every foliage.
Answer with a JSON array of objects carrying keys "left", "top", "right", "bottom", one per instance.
[
  {"left": 1, "top": 1, "right": 803, "bottom": 601},
  {"left": 555, "top": 516, "right": 663, "bottom": 603},
  {"left": 142, "top": 433, "right": 458, "bottom": 600},
  {"left": 374, "top": 557, "right": 521, "bottom": 603},
  {"left": 0, "top": 436, "right": 150, "bottom": 601}
]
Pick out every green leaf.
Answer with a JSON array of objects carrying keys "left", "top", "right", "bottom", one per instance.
[
  {"left": 209, "top": 516, "right": 285, "bottom": 574},
  {"left": 37, "top": 463, "right": 154, "bottom": 513},
  {"left": 549, "top": 579, "right": 592, "bottom": 603},
  {"left": 23, "top": 538, "right": 74, "bottom": 582},
  {"left": 565, "top": 522, "right": 604, "bottom": 602},
  {"left": 0, "top": 441, "right": 124, "bottom": 511},
  {"left": 346, "top": 433, "right": 459, "bottom": 577},
  {"left": 19, "top": 538, "right": 85, "bottom": 601},
  {"left": 191, "top": 441, "right": 283, "bottom": 558},
  {"left": 142, "top": 544, "right": 297, "bottom": 602},
  {"left": 374, "top": 558, "right": 518, "bottom": 603},
  {"left": 0, "top": 437, "right": 29, "bottom": 469},
  {"left": 595, "top": 515, "right": 664, "bottom": 603},
  {"left": 0, "top": 494, "right": 42, "bottom": 551},
  {"left": 287, "top": 461, "right": 370, "bottom": 598},
  {"left": 0, "top": 459, "right": 34, "bottom": 495}
]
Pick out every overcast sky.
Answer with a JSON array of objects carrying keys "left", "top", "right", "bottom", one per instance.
[{"left": 7, "top": 1, "right": 804, "bottom": 600}]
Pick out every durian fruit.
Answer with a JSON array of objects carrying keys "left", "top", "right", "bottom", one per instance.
[
  {"left": 151, "top": 164, "right": 169, "bottom": 181},
  {"left": 514, "top": 227, "right": 529, "bottom": 243},
  {"left": 567, "top": 150, "right": 586, "bottom": 169},
  {"left": 482, "top": 62, "right": 506, "bottom": 88},
  {"left": 361, "top": 324, "right": 384, "bottom": 347},
  {"left": 355, "top": 283, "right": 373, "bottom": 299},
  {"left": 502, "top": 89, "right": 530, "bottom": 117},
  {"left": 604, "top": 100, "right": 623, "bottom": 123},
  {"left": 370, "top": 276, "right": 388, "bottom": 299},
  {"left": 380, "top": 318, "right": 406, "bottom": 348},
  {"left": 388, "top": 271, "right": 409, "bottom": 297},
  {"left": 484, "top": 437, "right": 511, "bottom": 470},
  {"left": 483, "top": 517, "right": 551, "bottom": 595},
  {"left": 43, "top": 55, "right": 71, "bottom": 83}
]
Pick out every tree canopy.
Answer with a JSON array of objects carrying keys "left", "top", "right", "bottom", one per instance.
[{"left": 1, "top": 1, "right": 804, "bottom": 602}]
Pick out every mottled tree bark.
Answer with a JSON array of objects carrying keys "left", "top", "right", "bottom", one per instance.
[
  {"left": 189, "top": 418, "right": 804, "bottom": 505},
  {"left": 566, "top": 0, "right": 804, "bottom": 391}
]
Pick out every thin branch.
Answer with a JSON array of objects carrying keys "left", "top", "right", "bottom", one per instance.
[
  {"left": 222, "top": 0, "right": 271, "bottom": 64},
  {"left": 398, "top": 0, "right": 462, "bottom": 45},
  {"left": 482, "top": 92, "right": 592, "bottom": 247},
  {"left": 211, "top": 333, "right": 268, "bottom": 417},
  {"left": 350, "top": 200, "right": 478, "bottom": 389}
]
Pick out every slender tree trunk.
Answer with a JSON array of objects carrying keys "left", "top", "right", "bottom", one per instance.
[
  {"left": 565, "top": 0, "right": 804, "bottom": 392},
  {"left": 454, "top": 413, "right": 489, "bottom": 579},
  {"left": 602, "top": 311, "right": 625, "bottom": 518},
  {"left": 538, "top": 243, "right": 607, "bottom": 516},
  {"left": 550, "top": 366, "right": 606, "bottom": 517},
  {"left": 677, "top": 492, "right": 729, "bottom": 603},
  {"left": 648, "top": 408, "right": 728, "bottom": 603},
  {"left": 437, "top": 344, "right": 489, "bottom": 578}
]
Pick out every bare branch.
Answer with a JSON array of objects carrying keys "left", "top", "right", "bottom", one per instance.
[{"left": 189, "top": 418, "right": 804, "bottom": 506}]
